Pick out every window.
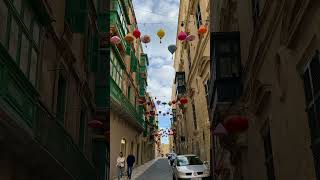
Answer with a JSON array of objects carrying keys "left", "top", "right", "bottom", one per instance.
[
  {"left": 9, "top": 17, "right": 19, "bottom": 62},
  {"left": 79, "top": 109, "right": 86, "bottom": 151},
  {"left": 192, "top": 102, "right": 198, "bottom": 130},
  {"left": 32, "top": 21, "right": 40, "bottom": 45},
  {"left": 19, "top": 33, "right": 29, "bottom": 75},
  {"left": 0, "top": 0, "right": 8, "bottom": 45},
  {"left": 29, "top": 48, "right": 38, "bottom": 85},
  {"left": 263, "top": 129, "right": 275, "bottom": 180},
  {"left": 212, "top": 32, "right": 241, "bottom": 80},
  {"left": 56, "top": 74, "right": 67, "bottom": 124},
  {"left": 303, "top": 51, "right": 320, "bottom": 180},
  {"left": 23, "top": 2, "right": 33, "bottom": 31},
  {"left": 195, "top": 3, "right": 202, "bottom": 29},
  {"left": 4, "top": 1, "right": 41, "bottom": 87},
  {"left": 110, "top": 50, "right": 124, "bottom": 90},
  {"left": 13, "top": 0, "right": 22, "bottom": 15},
  {"left": 252, "top": 0, "right": 260, "bottom": 27}
]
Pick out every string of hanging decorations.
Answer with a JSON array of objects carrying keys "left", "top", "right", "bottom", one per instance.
[
  {"left": 110, "top": 20, "right": 208, "bottom": 55},
  {"left": 136, "top": 96, "right": 189, "bottom": 118}
]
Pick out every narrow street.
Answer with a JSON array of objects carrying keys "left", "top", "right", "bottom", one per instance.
[{"left": 136, "top": 158, "right": 173, "bottom": 180}]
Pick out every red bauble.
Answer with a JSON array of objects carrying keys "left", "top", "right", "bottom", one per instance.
[
  {"left": 223, "top": 116, "right": 249, "bottom": 133},
  {"left": 133, "top": 28, "right": 141, "bottom": 38},
  {"left": 180, "top": 97, "right": 188, "bottom": 104}
]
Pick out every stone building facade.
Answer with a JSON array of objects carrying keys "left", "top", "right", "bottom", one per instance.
[
  {"left": 171, "top": 0, "right": 211, "bottom": 163},
  {"left": 0, "top": 0, "right": 109, "bottom": 180},
  {"left": 109, "top": 0, "right": 156, "bottom": 179},
  {"left": 208, "top": 0, "right": 320, "bottom": 179}
]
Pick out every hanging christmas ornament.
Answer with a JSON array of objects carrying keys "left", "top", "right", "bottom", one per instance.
[
  {"left": 168, "top": 44, "right": 177, "bottom": 59},
  {"left": 162, "top": 102, "right": 167, "bottom": 106},
  {"left": 198, "top": 25, "right": 208, "bottom": 36},
  {"left": 88, "top": 120, "right": 103, "bottom": 129},
  {"left": 141, "top": 35, "right": 151, "bottom": 47},
  {"left": 157, "top": 28, "right": 165, "bottom": 43},
  {"left": 167, "top": 112, "right": 170, "bottom": 115},
  {"left": 159, "top": 111, "right": 162, "bottom": 114},
  {"left": 172, "top": 100, "right": 176, "bottom": 104},
  {"left": 168, "top": 45, "right": 177, "bottom": 54},
  {"left": 133, "top": 28, "right": 141, "bottom": 39},
  {"left": 180, "top": 97, "right": 188, "bottom": 104},
  {"left": 213, "top": 123, "right": 228, "bottom": 136},
  {"left": 177, "top": 31, "right": 187, "bottom": 41},
  {"left": 224, "top": 116, "right": 249, "bottom": 133},
  {"left": 186, "top": 34, "right": 196, "bottom": 42},
  {"left": 110, "top": 36, "right": 121, "bottom": 44},
  {"left": 124, "top": 33, "right": 134, "bottom": 43},
  {"left": 156, "top": 100, "right": 161, "bottom": 105},
  {"left": 147, "top": 102, "right": 151, "bottom": 105},
  {"left": 168, "top": 101, "right": 172, "bottom": 106}
]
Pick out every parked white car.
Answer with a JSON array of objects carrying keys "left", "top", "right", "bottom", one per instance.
[{"left": 172, "top": 154, "right": 210, "bottom": 180}]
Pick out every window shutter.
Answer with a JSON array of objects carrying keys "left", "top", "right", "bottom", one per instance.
[{"left": 130, "top": 53, "right": 138, "bottom": 72}]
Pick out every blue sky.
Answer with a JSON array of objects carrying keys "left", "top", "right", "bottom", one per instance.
[{"left": 132, "top": 0, "right": 180, "bottom": 144}]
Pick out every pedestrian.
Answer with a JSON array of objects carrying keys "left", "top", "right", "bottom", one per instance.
[
  {"left": 170, "top": 154, "right": 176, "bottom": 166},
  {"left": 126, "top": 153, "right": 136, "bottom": 180},
  {"left": 116, "top": 152, "right": 125, "bottom": 180}
]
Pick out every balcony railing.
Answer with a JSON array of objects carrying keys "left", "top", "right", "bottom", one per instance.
[
  {"left": 110, "top": 78, "right": 145, "bottom": 129},
  {"left": 0, "top": 45, "right": 97, "bottom": 180}
]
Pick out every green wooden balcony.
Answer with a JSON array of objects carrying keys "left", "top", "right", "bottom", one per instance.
[
  {"left": 110, "top": 0, "right": 129, "bottom": 39},
  {"left": 0, "top": 45, "right": 98, "bottom": 180},
  {"left": 110, "top": 77, "right": 145, "bottom": 129}
]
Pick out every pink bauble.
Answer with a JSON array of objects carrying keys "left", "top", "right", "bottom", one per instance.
[
  {"left": 177, "top": 31, "right": 187, "bottom": 41},
  {"left": 141, "top": 35, "right": 151, "bottom": 43},
  {"left": 110, "top": 36, "right": 121, "bottom": 44},
  {"left": 186, "top": 34, "right": 196, "bottom": 41}
]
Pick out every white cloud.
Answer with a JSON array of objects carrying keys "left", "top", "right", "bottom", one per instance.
[{"left": 133, "top": 0, "right": 179, "bottom": 144}]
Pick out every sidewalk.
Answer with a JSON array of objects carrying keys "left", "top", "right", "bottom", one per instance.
[{"left": 113, "top": 158, "right": 160, "bottom": 180}]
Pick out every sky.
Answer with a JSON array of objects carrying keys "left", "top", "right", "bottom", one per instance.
[{"left": 132, "top": 0, "right": 180, "bottom": 144}]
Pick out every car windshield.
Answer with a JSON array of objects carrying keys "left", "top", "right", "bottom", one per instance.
[{"left": 177, "top": 156, "right": 203, "bottom": 166}]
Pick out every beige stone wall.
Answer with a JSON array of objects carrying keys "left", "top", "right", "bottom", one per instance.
[
  {"left": 211, "top": 0, "right": 320, "bottom": 179},
  {"left": 172, "top": 0, "right": 210, "bottom": 162},
  {"left": 110, "top": 111, "right": 144, "bottom": 179}
]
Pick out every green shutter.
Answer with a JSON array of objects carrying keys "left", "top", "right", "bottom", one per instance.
[{"left": 130, "top": 53, "right": 137, "bottom": 72}]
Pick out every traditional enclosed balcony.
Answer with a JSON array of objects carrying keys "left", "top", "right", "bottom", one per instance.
[
  {"left": 0, "top": 45, "right": 97, "bottom": 180},
  {"left": 110, "top": 77, "right": 145, "bottom": 130},
  {"left": 175, "top": 72, "right": 187, "bottom": 96},
  {"left": 209, "top": 31, "right": 242, "bottom": 108}
]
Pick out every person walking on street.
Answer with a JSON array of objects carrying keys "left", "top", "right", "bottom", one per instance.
[
  {"left": 126, "top": 153, "right": 136, "bottom": 180},
  {"left": 116, "top": 152, "right": 125, "bottom": 180}
]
